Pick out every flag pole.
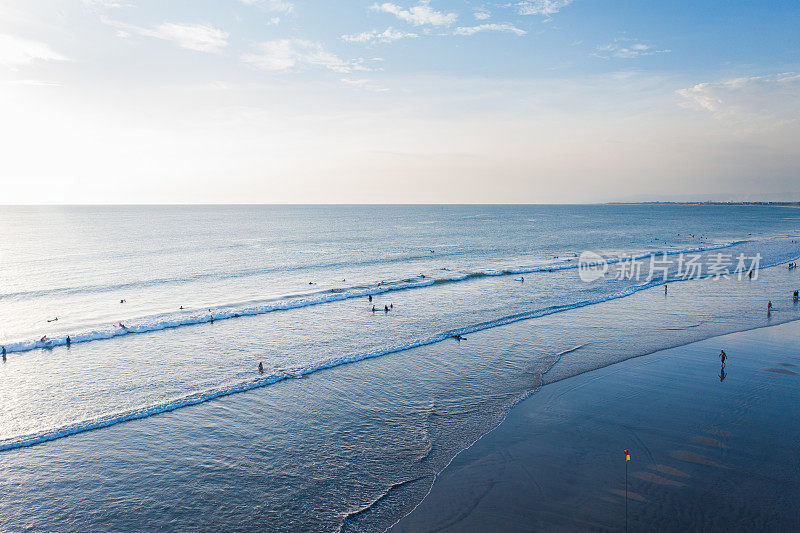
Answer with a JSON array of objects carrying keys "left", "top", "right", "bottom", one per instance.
[{"left": 624, "top": 449, "right": 629, "bottom": 533}]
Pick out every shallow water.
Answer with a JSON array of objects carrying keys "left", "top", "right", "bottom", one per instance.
[{"left": 0, "top": 205, "right": 799, "bottom": 530}]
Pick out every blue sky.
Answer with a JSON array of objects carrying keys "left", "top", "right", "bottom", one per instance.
[{"left": 0, "top": 0, "right": 798, "bottom": 203}]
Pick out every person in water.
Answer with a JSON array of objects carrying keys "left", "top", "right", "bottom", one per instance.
[
  {"left": 210, "top": 314, "right": 214, "bottom": 323},
  {"left": 119, "top": 322, "right": 127, "bottom": 329},
  {"left": 719, "top": 350, "right": 727, "bottom": 366},
  {"left": 368, "top": 295, "right": 372, "bottom": 302},
  {"left": 767, "top": 301, "right": 772, "bottom": 314},
  {"left": 390, "top": 303, "right": 393, "bottom": 309},
  {"left": 384, "top": 305, "right": 389, "bottom": 312},
  {"left": 40, "top": 335, "right": 48, "bottom": 343},
  {"left": 258, "top": 362, "right": 264, "bottom": 374},
  {"left": 66, "top": 335, "right": 71, "bottom": 346},
  {"left": 372, "top": 305, "right": 376, "bottom": 312},
  {"left": 664, "top": 285, "right": 668, "bottom": 294},
  {"left": 2, "top": 345, "right": 6, "bottom": 361}
]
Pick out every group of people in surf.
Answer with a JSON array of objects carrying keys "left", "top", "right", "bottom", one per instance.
[
  {"left": 368, "top": 293, "right": 394, "bottom": 313},
  {"left": 789, "top": 262, "right": 797, "bottom": 270}
]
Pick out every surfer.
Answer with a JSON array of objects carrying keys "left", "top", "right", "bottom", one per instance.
[
  {"left": 118, "top": 322, "right": 128, "bottom": 329},
  {"left": 384, "top": 305, "right": 389, "bottom": 312},
  {"left": 664, "top": 285, "right": 668, "bottom": 295},
  {"left": 2, "top": 345, "right": 6, "bottom": 361},
  {"left": 120, "top": 299, "right": 126, "bottom": 304},
  {"left": 40, "top": 335, "right": 48, "bottom": 343},
  {"left": 258, "top": 362, "right": 264, "bottom": 374},
  {"left": 420, "top": 274, "right": 426, "bottom": 279},
  {"left": 179, "top": 306, "right": 184, "bottom": 310},
  {"left": 210, "top": 314, "right": 214, "bottom": 323},
  {"left": 390, "top": 303, "right": 393, "bottom": 309},
  {"left": 452, "top": 334, "right": 466, "bottom": 341},
  {"left": 372, "top": 305, "right": 376, "bottom": 312},
  {"left": 66, "top": 335, "right": 71, "bottom": 346},
  {"left": 368, "top": 295, "right": 372, "bottom": 302},
  {"left": 47, "top": 317, "right": 58, "bottom": 322}
]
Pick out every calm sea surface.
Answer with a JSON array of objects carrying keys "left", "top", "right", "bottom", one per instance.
[{"left": 1, "top": 205, "right": 799, "bottom": 531}]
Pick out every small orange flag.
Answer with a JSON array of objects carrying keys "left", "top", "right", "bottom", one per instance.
[{"left": 624, "top": 449, "right": 630, "bottom": 461}]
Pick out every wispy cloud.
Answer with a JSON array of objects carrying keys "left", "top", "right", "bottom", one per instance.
[
  {"left": 243, "top": 39, "right": 369, "bottom": 73},
  {"left": 238, "top": 0, "right": 293, "bottom": 12},
  {"left": 340, "top": 77, "right": 389, "bottom": 92},
  {"left": 677, "top": 73, "right": 800, "bottom": 129},
  {"left": 455, "top": 23, "right": 526, "bottom": 36},
  {"left": 594, "top": 39, "right": 669, "bottom": 59},
  {"left": 474, "top": 8, "right": 491, "bottom": 20},
  {"left": 516, "top": 0, "right": 573, "bottom": 16},
  {"left": 82, "top": 0, "right": 133, "bottom": 7},
  {"left": 370, "top": 1, "right": 458, "bottom": 26},
  {"left": 341, "top": 27, "right": 418, "bottom": 43},
  {"left": 0, "top": 34, "right": 69, "bottom": 68},
  {"left": 103, "top": 19, "right": 229, "bottom": 53}
]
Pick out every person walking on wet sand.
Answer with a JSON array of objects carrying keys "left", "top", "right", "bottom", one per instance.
[{"left": 719, "top": 350, "right": 727, "bottom": 366}]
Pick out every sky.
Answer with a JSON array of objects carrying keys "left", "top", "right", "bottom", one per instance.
[{"left": 0, "top": 0, "right": 798, "bottom": 204}]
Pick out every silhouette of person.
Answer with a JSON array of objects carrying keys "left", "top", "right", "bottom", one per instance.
[
  {"left": 258, "top": 362, "right": 264, "bottom": 374},
  {"left": 719, "top": 350, "right": 727, "bottom": 366}
]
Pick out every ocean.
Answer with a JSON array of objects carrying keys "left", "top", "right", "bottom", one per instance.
[{"left": 1, "top": 204, "right": 799, "bottom": 531}]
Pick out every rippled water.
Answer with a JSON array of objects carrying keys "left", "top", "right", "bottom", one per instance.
[{"left": 1, "top": 205, "right": 799, "bottom": 530}]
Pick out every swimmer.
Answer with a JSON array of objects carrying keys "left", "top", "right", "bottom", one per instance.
[{"left": 47, "top": 317, "right": 58, "bottom": 323}]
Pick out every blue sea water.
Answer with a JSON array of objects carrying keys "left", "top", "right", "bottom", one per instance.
[{"left": 0, "top": 204, "right": 799, "bottom": 531}]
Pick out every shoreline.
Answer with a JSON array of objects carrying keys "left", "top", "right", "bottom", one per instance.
[{"left": 391, "top": 320, "right": 800, "bottom": 531}]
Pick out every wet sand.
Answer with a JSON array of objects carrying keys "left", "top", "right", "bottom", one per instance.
[{"left": 392, "top": 320, "right": 800, "bottom": 532}]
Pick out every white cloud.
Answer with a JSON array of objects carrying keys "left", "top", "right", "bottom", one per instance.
[
  {"left": 83, "top": 0, "right": 133, "bottom": 7},
  {"left": 341, "top": 27, "right": 418, "bottom": 43},
  {"left": 516, "top": 0, "right": 573, "bottom": 16},
  {"left": 238, "top": 0, "right": 294, "bottom": 12},
  {"left": 371, "top": 1, "right": 457, "bottom": 26},
  {"left": 340, "top": 77, "right": 389, "bottom": 92},
  {"left": 0, "top": 34, "right": 69, "bottom": 68},
  {"left": 243, "top": 39, "right": 367, "bottom": 73},
  {"left": 103, "top": 19, "right": 229, "bottom": 53},
  {"left": 474, "top": 8, "right": 491, "bottom": 20},
  {"left": 454, "top": 23, "right": 526, "bottom": 36},
  {"left": 677, "top": 73, "right": 800, "bottom": 128},
  {"left": 594, "top": 39, "right": 669, "bottom": 59}
]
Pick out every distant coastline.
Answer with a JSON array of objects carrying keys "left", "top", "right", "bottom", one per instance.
[{"left": 608, "top": 201, "right": 800, "bottom": 206}]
